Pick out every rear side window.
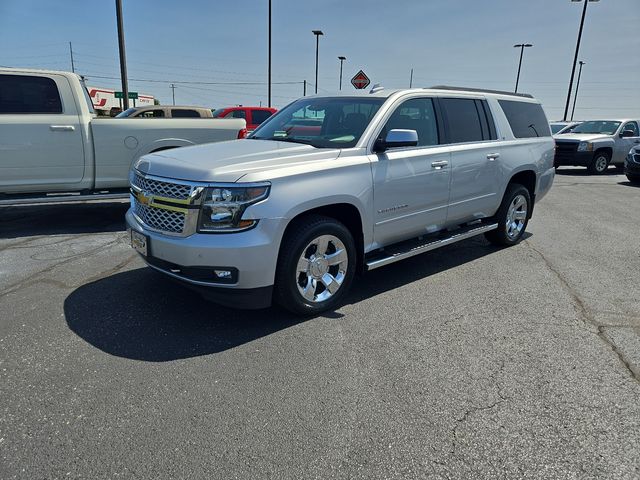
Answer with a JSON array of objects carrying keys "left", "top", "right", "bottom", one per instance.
[
  {"left": 138, "top": 109, "right": 165, "bottom": 118},
  {"left": 440, "top": 98, "right": 490, "bottom": 143},
  {"left": 225, "top": 109, "right": 246, "bottom": 119},
  {"left": 498, "top": 100, "right": 551, "bottom": 138},
  {"left": 0, "top": 74, "right": 62, "bottom": 114},
  {"left": 251, "top": 109, "right": 273, "bottom": 125},
  {"left": 171, "top": 109, "right": 200, "bottom": 118}
]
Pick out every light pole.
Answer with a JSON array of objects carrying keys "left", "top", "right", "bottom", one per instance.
[
  {"left": 115, "top": 0, "right": 129, "bottom": 110},
  {"left": 312, "top": 30, "right": 323, "bottom": 94},
  {"left": 571, "top": 61, "right": 585, "bottom": 121},
  {"left": 513, "top": 43, "right": 533, "bottom": 93},
  {"left": 563, "top": 0, "right": 600, "bottom": 121},
  {"left": 338, "top": 56, "right": 346, "bottom": 90}
]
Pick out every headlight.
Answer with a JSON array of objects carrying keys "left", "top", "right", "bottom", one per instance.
[
  {"left": 577, "top": 142, "right": 593, "bottom": 152},
  {"left": 198, "top": 183, "right": 270, "bottom": 233}
]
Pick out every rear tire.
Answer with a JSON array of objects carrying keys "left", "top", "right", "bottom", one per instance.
[
  {"left": 275, "top": 215, "right": 356, "bottom": 316},
  {"left": 627, "top": 174, "right": 640, "bottom": 185},
  {"left": 484, "top": 183, "right": 531, "bottom": 247},
  {"left": 587, "top": 150, "right": 610, "bottom": 175}
]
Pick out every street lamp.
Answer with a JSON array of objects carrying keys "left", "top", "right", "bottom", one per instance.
[
  {"left": 513, "top": 43, "right": 533, "bottom": 93},
  {"left": 115, "top": 0, "right": 129, "bottom": 110},
  {"left": 571, "top": 61, "right": 586, "bottom": 121},
  {"left": 338, "top": 56, "right": 346, "bottom": 91},
  {"left": 312, "top": 30, "right": 323, "bottom": 94},
  {"left": 563, "top": 0, "right": 600, "bottom": 121}
]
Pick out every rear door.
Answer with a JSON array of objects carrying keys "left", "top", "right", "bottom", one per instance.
[
  {"left": 439, "top": 97, "right": 501, "bottom": 224},
  {"left": 0, "top": 73, "right": 85, "bottom": 191},
  {"left": 250, "top": 109, "right": 273, "bottom": 131}
]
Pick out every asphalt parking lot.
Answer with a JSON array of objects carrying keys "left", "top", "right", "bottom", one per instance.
[{"left": 1, "top": 169, "right": 639, "bottom": 479}]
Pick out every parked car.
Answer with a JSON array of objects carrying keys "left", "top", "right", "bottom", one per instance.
[
  {"left": 117, "top": 105, "right": 214, "bottom": 118},
  {"left": 624, "top": 145, "right": 640, "bottom": 185},
  {"left": 554, "top": 119, "right": 640, "bottom": 174},
  {"left": 0, "top": 68, "right": 246, "bottom": 200},
  {"left": 212, "top": 106, "right": 277, "bottom": 131},
  {"left": 126, "top": 86, "right": 555, "bottom": 314},
  {"left": 550, "top": 121, "right": 581, "bottom": 134}
]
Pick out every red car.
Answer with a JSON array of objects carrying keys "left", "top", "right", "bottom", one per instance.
[{"left": 212, "top": 106, "right": 277, "bottom": 131}]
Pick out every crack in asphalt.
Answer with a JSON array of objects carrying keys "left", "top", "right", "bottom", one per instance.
[{"left": 524, "top": 240, "right": 640, "bottom": 384}]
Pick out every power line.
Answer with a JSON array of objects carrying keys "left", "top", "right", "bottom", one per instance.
[{"left": 83, "top": 73, "right": 304, "bottom": 86}]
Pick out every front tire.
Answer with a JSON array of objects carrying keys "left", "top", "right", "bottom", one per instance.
[
  {"left": 484, "top": 183, "right": 531, "bottom": 246},
  {"left": 275, "top": 215, "right": 356, "bottom": 316},
  {"left": 587, "top": 150, "right": 610, "bottom": 175}
]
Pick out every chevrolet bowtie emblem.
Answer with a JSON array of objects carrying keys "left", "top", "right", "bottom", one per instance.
[{"left": 137, "top": 190, "right": 153, "bottom": 206}]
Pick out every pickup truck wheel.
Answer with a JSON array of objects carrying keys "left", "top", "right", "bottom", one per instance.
[
  {"left": 587, "top": 151, "right": 610, "bottom": 175},
  {"left": 275, "top": 215, "right": 356, "bottom": 316},
  {"left": 627, "top": 174, "right": 640, "bottom": 185},
  {"left": 484, "top": 184, "right": 530, "bottom": 247}
]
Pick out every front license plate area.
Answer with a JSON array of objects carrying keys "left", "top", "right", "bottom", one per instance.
[{"left": 131, "top": 230, "right": 148, "bottom": 257}]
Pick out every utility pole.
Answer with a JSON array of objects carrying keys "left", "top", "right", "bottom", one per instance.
[
  {"left": 303, "top": 80, "right": 307, "bottom": 96},
  {"left": 69, "top": 42, "right": 75, "bottom": 73},
  {"left": 268, "top": 0, "right": 272, "bottom": 107},
  {"left": 563, "top": 0, "right": 599, "bottom": 121},
  {"left": 409, "top": 68, "right": 413, "bottom": 88},
  {"left": 115, "top": 0, "right": 129, "bottom": 110},
  {"left": 571, "top": 61, "right": 585, "bottom": 121},
  {"left": 170, "top": 84, "right": 176, "bottom": 105}
]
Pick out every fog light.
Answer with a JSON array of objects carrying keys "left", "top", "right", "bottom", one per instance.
[{"left": 214, "top": 270, "right": 232, "bottom": 279}]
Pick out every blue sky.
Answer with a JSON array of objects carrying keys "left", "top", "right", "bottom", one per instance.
[{"left": 1, "top": 0, "right": 638, "bottom": 120}]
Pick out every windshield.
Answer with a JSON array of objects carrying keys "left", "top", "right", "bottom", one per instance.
[
  {"left": 211, "top": 108, "right": 227, "bottom": 118},
  {"left": 550, "top": 123, "right": 565, "bottom": 134},
  {"left": 571, "top": 120, "right": 621, "bottom": 135},
  {"left": 250, "top": 97, "right": 385, "bottom": 148},
  {"left": 116, "top": 107, "right": 138, "bottom": 118}
]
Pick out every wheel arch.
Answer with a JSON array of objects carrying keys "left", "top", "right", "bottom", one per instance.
[{"left": 506, "top": 169, "right": 537, "bottom": 218}]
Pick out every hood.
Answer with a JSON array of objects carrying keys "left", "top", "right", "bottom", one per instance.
[
  {"left": 554, "top": 133, "right": 612, "bottom": 142},
  {"left": 134, "top": 139, "right": 341, "bottom": 183}
]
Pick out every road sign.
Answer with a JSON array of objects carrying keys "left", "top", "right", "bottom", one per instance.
[
  {"left": 351, "top": 70, "right": 370, "bottom": 90},
  {"left": 114, "top": 91, "right": 138, "bottom": 99}
]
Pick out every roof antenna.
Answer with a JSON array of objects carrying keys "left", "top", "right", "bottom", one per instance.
[{"left": 369, "top": 83, "right": 384, "bottom": 94}]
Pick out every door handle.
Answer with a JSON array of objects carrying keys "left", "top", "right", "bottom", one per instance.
[
  {"left": 431, "top": 160, "right": 449, "bottom": 169},
  {"left": 49, "top": 125, "right": 75, "bottom": 132},
  {"left": 487, "top": 152, "right": 500, "bottom": 160}
]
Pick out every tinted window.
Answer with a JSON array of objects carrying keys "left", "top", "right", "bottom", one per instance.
[
  {"left": 225, "top": 109, "right": 246, "bottom": 119},
  {"left": 572, "top": 120, "right": 620, "bottom": 135},
  {"left": 498, "top": 100, "right": 551, "bottom": 138},
  {"left": 440, "top": 98, "right": 484, "bottom": 143},
  {"left": 211, "top": 108, "right": 226, "bottom": 118},
  {"left": 622, "top": 122, "right": 639, "bottom": 136},
  {"left": 381, "top": 98, "right": 439, "bottom": 147},
  {"left": 171, "top": 109, "right": 200, "bottom": 118},
  {"left": 138, "top": 109, "right": 164, "bottom": 118},
  {"left": 251, "top": 109, "right": 273, "bottom": 125},
  {"left": 0, "top": 74, "right": 62, "bottom": 114}
]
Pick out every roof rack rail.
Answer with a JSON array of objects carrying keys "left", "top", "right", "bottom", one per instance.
[{"left": 428, "top": 85, "right": 534, "bottom": 99}]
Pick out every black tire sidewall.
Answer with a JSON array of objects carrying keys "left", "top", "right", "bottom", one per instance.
[
  {"left": 589, "top": 151, "right": 610, "bottom": 174},
  {"left": 276, "top": 217, "right": 356, "bottom": 315}
]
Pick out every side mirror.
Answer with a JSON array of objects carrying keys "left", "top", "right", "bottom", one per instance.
[
  {"left": 620, "top": 129, "right": 636, "bottom": 138},
  {"left": 374, "top": 129, "right": 418, "bottom": 152}
]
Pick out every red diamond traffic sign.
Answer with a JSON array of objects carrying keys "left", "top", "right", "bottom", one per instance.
[{"left": 351, "top": 70, "right": 370, "bottom": 90}]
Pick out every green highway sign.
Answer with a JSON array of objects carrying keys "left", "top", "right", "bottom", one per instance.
[{"left": 114, "top": 91, "right": 138, "bottom": 99}]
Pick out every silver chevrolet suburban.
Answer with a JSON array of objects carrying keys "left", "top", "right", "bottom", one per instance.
[{"left": 126, "top": 86, "right": 555, "bottom": 315}]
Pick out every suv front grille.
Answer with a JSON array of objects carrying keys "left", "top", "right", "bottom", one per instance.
[
  {"left": 133, "top": 200, "right": 185, "bottom": 234},
  {"left": 132, "top": 172, "right": 191, "bottom": 200}
]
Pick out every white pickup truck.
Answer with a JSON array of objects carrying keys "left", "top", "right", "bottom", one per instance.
[{"left": 0, "top": 68, "right": 246, "bottom": 203}]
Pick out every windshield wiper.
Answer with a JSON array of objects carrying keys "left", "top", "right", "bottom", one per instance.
[{"left": 271, "top": 137, "right": 315, "bottom": 146}]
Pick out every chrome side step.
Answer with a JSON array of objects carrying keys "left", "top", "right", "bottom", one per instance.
[
  {"left": 365, "top": 222, "right": 498, "bottom": 271},
  {"left": 0, "top": 190, "right": 129, "bottom": 206}
]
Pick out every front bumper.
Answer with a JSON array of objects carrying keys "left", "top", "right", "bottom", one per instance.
[
  {"left": 624, "top": 154, "right": 640, "bottom": 176},
  {"left": 126, "top": 208, "right": 284, "bottom": 308},
  {"left": 554, "top": 150, "right": 593, "bottom": 167}
]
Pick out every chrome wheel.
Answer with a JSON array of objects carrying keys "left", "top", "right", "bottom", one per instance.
[
  {"left": 295, "top": 234, "right": 348, "bottom": 303},
  {"left": 594, "top": 154, "right": 608, "bottom": 173},
  {"left": 505, "top": 194, "right": 528, "bottom": 240}
]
